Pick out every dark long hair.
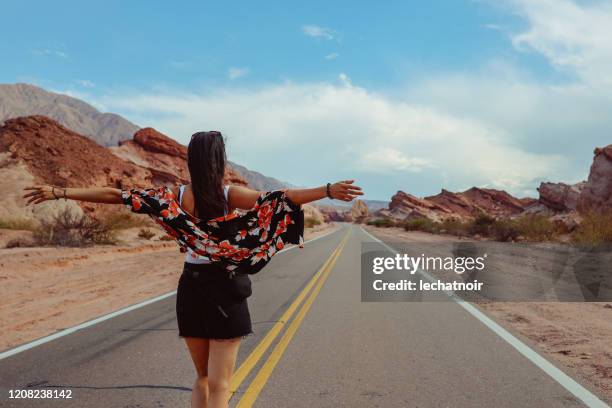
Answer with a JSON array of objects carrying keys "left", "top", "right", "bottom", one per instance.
[{"left": 187, "top": 131, "right": 227, "bottom": 221}]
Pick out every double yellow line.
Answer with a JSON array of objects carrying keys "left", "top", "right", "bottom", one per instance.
[{"left": 229, "top": 229, "right": 351, "bottom": 407}]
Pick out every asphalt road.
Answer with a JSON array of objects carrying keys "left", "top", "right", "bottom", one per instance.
[{"left": 0, "top": 225, "right": 608, "bottom": 407}]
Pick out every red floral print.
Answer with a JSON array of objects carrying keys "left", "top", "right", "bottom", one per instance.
[{"left": 120, "top": 186, "right": 304, "bottom": 274}]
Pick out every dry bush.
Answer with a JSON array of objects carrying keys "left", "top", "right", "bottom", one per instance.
[
  {"left": 305, "top": 216, "right": 322, "bottom": 229},
  {"left": 101, "top": 211, "right": 151, "bottom": 230},
  {"left": 514, "top": 215, "right": 556, "bottom": 241},
  {"left": 403, "top": 217, "right": 439, "bottom": 234},
  {"left": 158, "top": 235, "right": 174, "bottom": 241},
  {"left": 467, "top": 213, "right": 495, "bottom": 236},
  {"left": 439, "top": 218, "right": 469, "bottom": 237},
  {"left": 138, "top": 228, "right": 156, "bottom": 240},
  {"left": 572, "top": 211, "right": 612, "bottom": 245},
  {"left": 489, "top": 219, "right": 521, "bottom": 242},
  {"left": 33, "top": 207, "right": 117, "bottom": 247},
  {"left": 367, "top": 218, "right": 396, "bottom": 228}
]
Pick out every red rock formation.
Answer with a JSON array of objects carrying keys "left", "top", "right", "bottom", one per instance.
[
  {"left": 348, "top": 199, "right": 369, "bottom": 223},
  {"left": 578, "top": 145, "right": 612, "bottom": 213},
  {"left": 317, "top": 205, "right": 349, "bottom": 222},
  {"left": 0, "top": 116, "right": 151, "bottom": 190},
  {"left": 379, "top": 187, "right": 533, "bottom": 222},
  {"left": 225, "top": 167, "right": 249, "bottom": 186},
  {"left": 537, "top": 182, "right": 584, "bottom": 212},
  {"left": 379, "top": 191, "right": 451, "bottom": 221},
  {"left": 133, "top": 127, "right": 187, "bottom": 159},
  {"left": 458, "top": 187, "right": 528, "bottom": 216},
  {"left": 112, "top": 127, "right": 248, "bottom": 187},
  {"left": 0, "top": 116, "right": 248, "bottom": 221},
  {"left": 0, "top": 115, "right": 154, "bottom": 218}
]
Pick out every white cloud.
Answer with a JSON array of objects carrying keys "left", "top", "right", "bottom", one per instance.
[
  {"left": 325, "top": 52, "right": 339, "bottom": 60},
  {"left": 31, "top": 48, "right": 68, "bottom": 58},
  {"left": 75, "top": 79, "right": 95, "bottom": 88},
  {"left": 483, "top": 23, "right": 502, "bottom": 30},
  {"left": 361, "top": 147, "right": 432, "bottom": 173},
  {"left": 338, "top": 73, "right": 351, "bottom": 86},
  {"left": 302, "top": 25, "right": 336, "bottom": 40},
  {"left": 96, "top": 80, "right": 564, "bottom": 197},
  {"left": 228, "top": 67, "right": 250, "bottom": 80},
  {"left": 74, "top": 0, "right": 612, "bottom": 199},
  {"left": 505, "top": 0, "right": 612, "bottom": 86}
]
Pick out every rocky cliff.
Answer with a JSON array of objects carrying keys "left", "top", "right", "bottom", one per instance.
[
  {"left": 0, "top": 116, "right": 151, "bottom": 190},
  {"left": 376, "top": 187, "right": 532, "bottom": 222},
  {"left": 350, "top": 199, "right": 369, "bottom": 223},
  {"left": 318, "top": 205, "right": 349, "bottom": 222},
  {"left": 524, "top": 144, "right": 612, "bottom": 231},
  {"left": 110, "top": 127, "right": 247, "bottom": 187},
  {"left": 0, "top": 116, "right": 152, "bottom": 220},
  {"left": 578, "top": 145, "right": 612, "bottom": 213},
  {"left": 0, "top": 116, "right": 247, "bottom": 221},
  {"left": 374, "top": 143, "right": 611, "bottom": 230}
]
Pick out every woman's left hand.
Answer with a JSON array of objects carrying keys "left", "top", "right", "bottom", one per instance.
[
  {"left": 22, "top": 185, "right": 61, "bottom": 205},
  {"left": 328, "top": 180, "right": 364, "bottom": 202}
]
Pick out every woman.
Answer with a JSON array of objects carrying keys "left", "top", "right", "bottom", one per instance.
[{"left": 22, "top": 130, "right": 363, "bottom": 408}]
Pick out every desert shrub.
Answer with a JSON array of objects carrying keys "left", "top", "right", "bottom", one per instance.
[
  {"left": 101, "top": 211, "right": 151, "bottom": 230},
  {"left": 439, "top": 218, "right": 469, "bottom": 237},
  {"left": 468, "top": 213, "right": 495, "bottom": 236},
  {"left": 158, "top": 235, "right": 174, "bottom": 241},
  {"left": 489, "top": 219, "right": 521, "bottom": 242},
  {"left": 0, "top": 217, "right": 37, "bottom": 231},
  {"left": 33, "top": 207, "right": 117, "bottom": 247},
  {"left": 367, "top": 218, "right": 395, "bottom": 228},
  {"left": 5, "top": 237, "right": 35, "bottom": 248},
  {"left": 305, "top": 216, "right": 322, "bottom": 228},
  {"left": 138, "top": 228, "right": 156, "bottom": 240},
  {"left": 404, "top": 217, "right": 439, "bottom": 234},
  {"left": 514, "top": 215, "right": 556, "bottom": 241},
  {"left": 572, "top": 211, "right": 612, "bottom": 245}
]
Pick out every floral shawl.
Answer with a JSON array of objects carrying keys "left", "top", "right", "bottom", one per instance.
[{"left": 120, "top": 186, "right": 304, "bottom": 274}]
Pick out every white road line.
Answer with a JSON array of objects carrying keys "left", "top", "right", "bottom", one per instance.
[
  {"left": 360, "top": 227, "right": 609, "bottom": 408},
  {"left": 0, "top": 291, "right": 177, "bottom": 361},
  {"left": 0, "top": 226, "right": 343, "bottom": 361}
]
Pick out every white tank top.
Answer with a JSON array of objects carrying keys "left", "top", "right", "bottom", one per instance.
[{"left": 179, "top": 184, "right": 230, "bottom": 264}]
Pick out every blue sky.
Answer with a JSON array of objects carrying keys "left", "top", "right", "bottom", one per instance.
[
  {"left": 2, "top": 1, "right": 527, "bottom": 88},
  {"left": 2, "top": 0, "right": 612, "bottom": 200}
]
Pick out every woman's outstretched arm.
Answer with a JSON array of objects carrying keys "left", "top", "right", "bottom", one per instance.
[
  {"left": 23, "top": 185, "right": 123, "bottom": 206},
  {"left": 229, "top": 179, "right": 363, "bottom": 210},
  {"left": 286, "top": 180, "right": 363, "bottom": 204}
]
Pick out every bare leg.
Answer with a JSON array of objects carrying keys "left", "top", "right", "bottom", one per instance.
[
  {"left": 208, "top": 338, "right": 242, "bottom": 408},
  {"left": 185, "top": 337, "right": 211, "bottom": 408}
]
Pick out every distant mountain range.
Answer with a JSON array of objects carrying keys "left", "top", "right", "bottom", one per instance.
[
  {"left": 0, "top": 83, "right": 138, "bottom": 146},
  {"left": 227, "top": 161, "right": 293, "bottom": 191}
]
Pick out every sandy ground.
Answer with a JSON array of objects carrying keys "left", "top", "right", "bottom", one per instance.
[
  {"left": 0, "top": 222, "right": 338, "bottom": 352},
  {"left": 364, "top": 225, "right": 612, "bottom": 400}
]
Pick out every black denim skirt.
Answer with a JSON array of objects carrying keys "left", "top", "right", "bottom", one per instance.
[{"left": 176, "top": 262, "right": 253, "bottom": 340}]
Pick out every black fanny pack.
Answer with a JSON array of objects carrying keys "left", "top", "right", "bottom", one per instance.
[
  {"left": 227, "top": 271, "right": 252, "bottom": 300},
  {"left": 183, "top": 262, "right": 252, "bottom": 301}
]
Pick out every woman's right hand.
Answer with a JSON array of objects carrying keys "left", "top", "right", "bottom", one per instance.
[
  {"left": 23, "top": 185, "right": 62, "bottom": 205},
  {"left": 328, "top": 180, "right": 363, "bottom": 202}
]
